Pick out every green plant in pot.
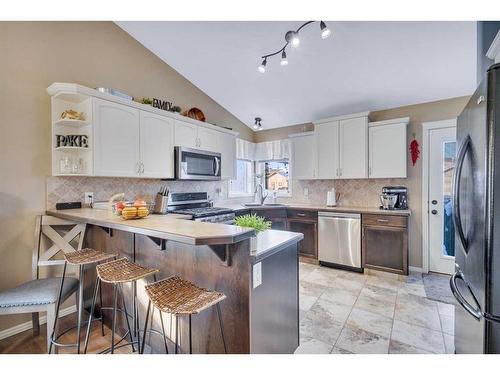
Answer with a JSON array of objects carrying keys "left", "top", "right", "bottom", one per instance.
[{"left": 234, "top": 214, "right": 271, "bottom": 251}]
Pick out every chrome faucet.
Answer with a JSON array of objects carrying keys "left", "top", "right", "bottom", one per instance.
[{"left": 255, "top": 183, "right": 268, "bottom": 205}]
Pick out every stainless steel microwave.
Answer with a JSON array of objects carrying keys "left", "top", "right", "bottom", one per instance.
[{"left": 175, "top": 147, "right": 221, "bottom": 180}]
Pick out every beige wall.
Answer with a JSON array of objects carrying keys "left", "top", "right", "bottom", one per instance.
[
  {"left": 253, "top": 122, "right": 313, "bottom": 142},
  {"left": 257, "top": 96, "right": 471, "bottom": 268},
  {"left": 0, "top": 21, "right": 253, "bottom": 332}
]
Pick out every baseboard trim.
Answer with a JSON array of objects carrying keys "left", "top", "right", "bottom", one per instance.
[
  {"left": 409, "top": 266, "right": 424, "bottom": 273},
  {"left": 0, "top": 305, "right": 77, "bottom": 340}
]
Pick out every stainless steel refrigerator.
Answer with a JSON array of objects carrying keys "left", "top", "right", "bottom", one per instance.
[{"left": 451, "top": 62, "right": 500, "bottom": 353}]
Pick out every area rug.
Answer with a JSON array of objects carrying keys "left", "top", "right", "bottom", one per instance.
[{"left": 422, "top": 273, "right": 456, "bottom": 305}]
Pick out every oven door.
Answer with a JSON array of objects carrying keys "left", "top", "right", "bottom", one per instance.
[{"left": 175, "top": 147, "right": 221, "bottom": 180}]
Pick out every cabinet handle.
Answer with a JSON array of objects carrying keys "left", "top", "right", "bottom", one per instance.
[
  {"left": 369, "top": 167, "right": 371, "bottom": 176},
  {"left": 141, "top": 162, "right": 145, "bottom": 173},
  {"left": 136, "top": 162, "right": 141, "bottom": 174},
  {"left": 377, "top": 219, "right": 389, "bottom": 223},
  {"left": 296, "top": 213, "right": 306, "bottom": 217}
]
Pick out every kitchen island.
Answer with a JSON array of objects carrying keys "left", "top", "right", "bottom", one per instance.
[{"left": 47, "top": 209, "right": 303, "bottom": 354}]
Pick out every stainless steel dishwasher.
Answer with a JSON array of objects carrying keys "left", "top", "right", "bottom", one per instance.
[{"left": 318, "top": 212, "right": 362, "bottom": 272}]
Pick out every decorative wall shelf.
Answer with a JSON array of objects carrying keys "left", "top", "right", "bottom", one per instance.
[{"left": 53, "top": 119, "right": 89, "bottom": 127}]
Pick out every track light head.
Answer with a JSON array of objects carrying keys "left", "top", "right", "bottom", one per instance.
[
  {"left": 258, "top": 58, "right": 267, "bottom": 73},
  {"left": 320, "top": 21, "right": 331, "bottom": 39},
  {"left": 253, "top": 117, "right": 263, "bottom": 130},
  {"left": 285, "top": 30, "right": 300, "bottom": 48},
  {"left": 280, "top": 50, "right": 288, "bottom": 66}
]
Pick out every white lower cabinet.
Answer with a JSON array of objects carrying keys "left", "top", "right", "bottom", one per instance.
[
  {"left": 339, "top": 116, "right": 368, "bottom": 179},
  {"left": 368, "top": 118, "right": 408, "bottom": 178},
  {"left": 290, "top": 132, "right": 316, "bottom": 179},
  {"left": 217, "top": 132, "right": 237, "bottom": 180},
  {"left": 94, "top": 98, "right": 141, "bottom": 177},
  {"left": 140, "top": 112, "right": 175, "bottom": 179}
]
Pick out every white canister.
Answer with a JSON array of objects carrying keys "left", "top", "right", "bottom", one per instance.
[{"left": 326, "top": 189, "right": 337, "bottom": 206}]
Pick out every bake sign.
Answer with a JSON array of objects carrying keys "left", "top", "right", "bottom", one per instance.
[
  {"left": 56, "top": 134, "right": 89, "bottom": 148},
  {"left": 152, "top": 98, "right": 173, "bottom": 111}
]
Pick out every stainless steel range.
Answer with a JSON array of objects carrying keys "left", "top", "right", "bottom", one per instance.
[{"left": 167, "top": 192, "right": 235, "bottom": 224}]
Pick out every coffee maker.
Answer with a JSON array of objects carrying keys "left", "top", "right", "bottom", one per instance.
[{"left": 380, "top": 186, "right": 408, "bottom": 210}]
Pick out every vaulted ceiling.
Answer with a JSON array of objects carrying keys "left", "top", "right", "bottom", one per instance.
[{"left": 117, "top": 21, "right": 477, "bottom": 130}]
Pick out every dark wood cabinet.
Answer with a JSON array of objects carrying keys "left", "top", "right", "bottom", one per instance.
[
  {"left": 362, "top": 214, "right": 408, "bottom": 275},
  {"left": 250, "top": 208, "right": 288, "bottom": 231},
  {"left": 287, "top": 209, "right": 318, "bottom": 259}
]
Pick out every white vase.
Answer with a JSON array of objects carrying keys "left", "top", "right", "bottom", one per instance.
[{"left": 250, "top": 235, "right": 258, "bottom": 252}]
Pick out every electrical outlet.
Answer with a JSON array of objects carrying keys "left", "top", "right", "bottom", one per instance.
[
  {"left": 253, "top": 262, "right": 262, "bottom": 289},
  {"left": 84, "top": 192, "right": 94, "bottom": 206},
  {"left": 303, "top": 187, "right": 309, "bottom": 197}
]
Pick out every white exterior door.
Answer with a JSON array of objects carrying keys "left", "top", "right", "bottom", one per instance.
[
  {"left": 428, "top": 126, "right": 456, "bottom": 274},
  {"left": 369, "top": 122, "right": 407, "bottom": 178},
  {"left": 93, "top": 98, "right": 140, "bottom": 177},
  {"left": 174, "top": 120, "right": 198, "bottom": 148},
  {"left": 339, "top": 117, "right": 368, "bottom": 179},
  {"left": 291, "top": 133, "right": 316, "bottom": 179},
  {"left": 139, "top": 111, "right": 175, "bottom": 179},
  {"left": 316, "top": 121, "right": 339, "bottom": 179},
  {"left": 197, "top": 127, "right": 218, "bottom": 152},
  {"left": 217, "top": 132, "right": 236, "bottom": 180}
]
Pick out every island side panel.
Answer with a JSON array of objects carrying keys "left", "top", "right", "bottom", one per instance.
[
  {"left": 134, "top": 234, "right": 251, "bottom": 354},
  {"left": 250, "top": 242, "right": 299, "bottom": 354}
]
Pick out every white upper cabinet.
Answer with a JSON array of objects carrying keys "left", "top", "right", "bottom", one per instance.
[
  {"left": 217, "top": 132, "right": 237, "bottom": 180},
  {"left": 197, "top": 127, "right": 218, "bottom": 152},
  {"left": 93, "top": 98, "right": 140, "bottom": 177},
  {"left": 369, "top": 118, "right": 409, "bottom": 178},
  {"left": 140, "top": 111, "right": 175, "bottom": 179},
  {"left": 174, "top": 119, "right": 218, "bottom": 152},
  {"left": 339, "top": 116, "right": 368, "bottom": 179},
  {"left": 174, "top": 120, "right": 198, "bottom": 149},
  {"left": 315, "top": 121, "right": 340, "bottom": 179},
  {"left": 290, "top": 132, "right": 316, "bottom": 179}
]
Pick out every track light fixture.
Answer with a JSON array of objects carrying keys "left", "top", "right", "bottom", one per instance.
[
  {"left": 258, "top": 21, "right": 331, "bottom": 73},
  {"left": 280, "top": 50, "right": 288, "bottom": 66},
  {"left": 258, "top": 58, "right": 267, "bottom": 73},
  {"left": 253, "top": 117, "right": 263, "bottom": 130}
]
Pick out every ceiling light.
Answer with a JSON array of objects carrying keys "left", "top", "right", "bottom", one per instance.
[
  {"left": 320, "top": 21, "right": 331, "bottom": 39},
  {"left": 258, "top": 21, "right": 331, "bottom": 73},
  {"left": 258, "top": 58, "right": 267, "bottom": 73},
  {"left": 280, "top": 50, "right": 288, "bottom": 66},
  {"left": 286, "top": 31, "right": 300, "bottom": 48},
  {"left": 254, "top": 117, "right": 263, "bottom": 130}
]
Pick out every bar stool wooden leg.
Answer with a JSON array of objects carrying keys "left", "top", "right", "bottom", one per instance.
[
  {"left": 120, "top": 285, "right": 136, "bottom": 352},
  {"left": 49, "top": 261, "right": 67, "bottom": 354},
  {"left": 159, "top": 310, "right": 169, "bottom": 354},
  {"left": 83, "top": 277, "right": 100, "bottom": 354},
  {"left": 140, "top": 300, "right": 151, "bottom": 354},
  {"left": 110, "top": 284, "right": 118, "bottom": 354},
  {"left": 216, "top": 303, "right": 227, "bottom": 354}
]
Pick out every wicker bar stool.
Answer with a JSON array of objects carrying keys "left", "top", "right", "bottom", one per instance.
[
  {"left": 49, "top": 248, "right": 116, "bottom": 354},
  {"left": 140, "top": 276, "right": 227, "bottom": 354},
  {"left": 84, "top": 258, "right": 158, "bottom": 354}
]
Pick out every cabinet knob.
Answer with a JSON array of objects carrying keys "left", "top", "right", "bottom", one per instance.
[
  {"left": 431, "top": 200, "right": 438, "bottom": 205},
  {"left": 431, "top": 209, "right": 438, "bottom": 215}
]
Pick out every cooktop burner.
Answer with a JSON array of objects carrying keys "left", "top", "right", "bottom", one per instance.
[{"left": 170, "top": 207, "right": 234, "bottom": 218}]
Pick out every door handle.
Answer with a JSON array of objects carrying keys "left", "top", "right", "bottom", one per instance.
[
  {"left": 431, "top": 210, "right": 438, "bottom": 215},
  {"left": 452, "top": 135, "right": 471, "bottom": 251},
  {"left": 450, "top": 267, "right": 482, "bottom": 320}
]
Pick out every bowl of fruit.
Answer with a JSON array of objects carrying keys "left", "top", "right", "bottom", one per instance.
[{"left": 114, "top": 199, "right": 150, "bottom": 220}]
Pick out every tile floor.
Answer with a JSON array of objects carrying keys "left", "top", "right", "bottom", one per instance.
[{"left": 295, "top": 262, "right": 455, "bottom": 354}]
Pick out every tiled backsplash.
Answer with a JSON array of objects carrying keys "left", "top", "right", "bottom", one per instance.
[
  {"left": 46, "top": 177, "right": 253, "bottom": 210},
  {"left": 281, "top": 178, "right": 409, "bottom": 207},
  {"left": 46, "top": 176, "right": 409, "bottom": 211}
]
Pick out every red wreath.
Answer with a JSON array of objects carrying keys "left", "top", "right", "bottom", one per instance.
[{"left": 410, "top": 133, "right": 420, "bottom": 166}]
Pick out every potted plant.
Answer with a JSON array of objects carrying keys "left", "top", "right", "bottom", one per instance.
[{"left": 234, "top": 214, "right": 272, "bottom": 251}]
